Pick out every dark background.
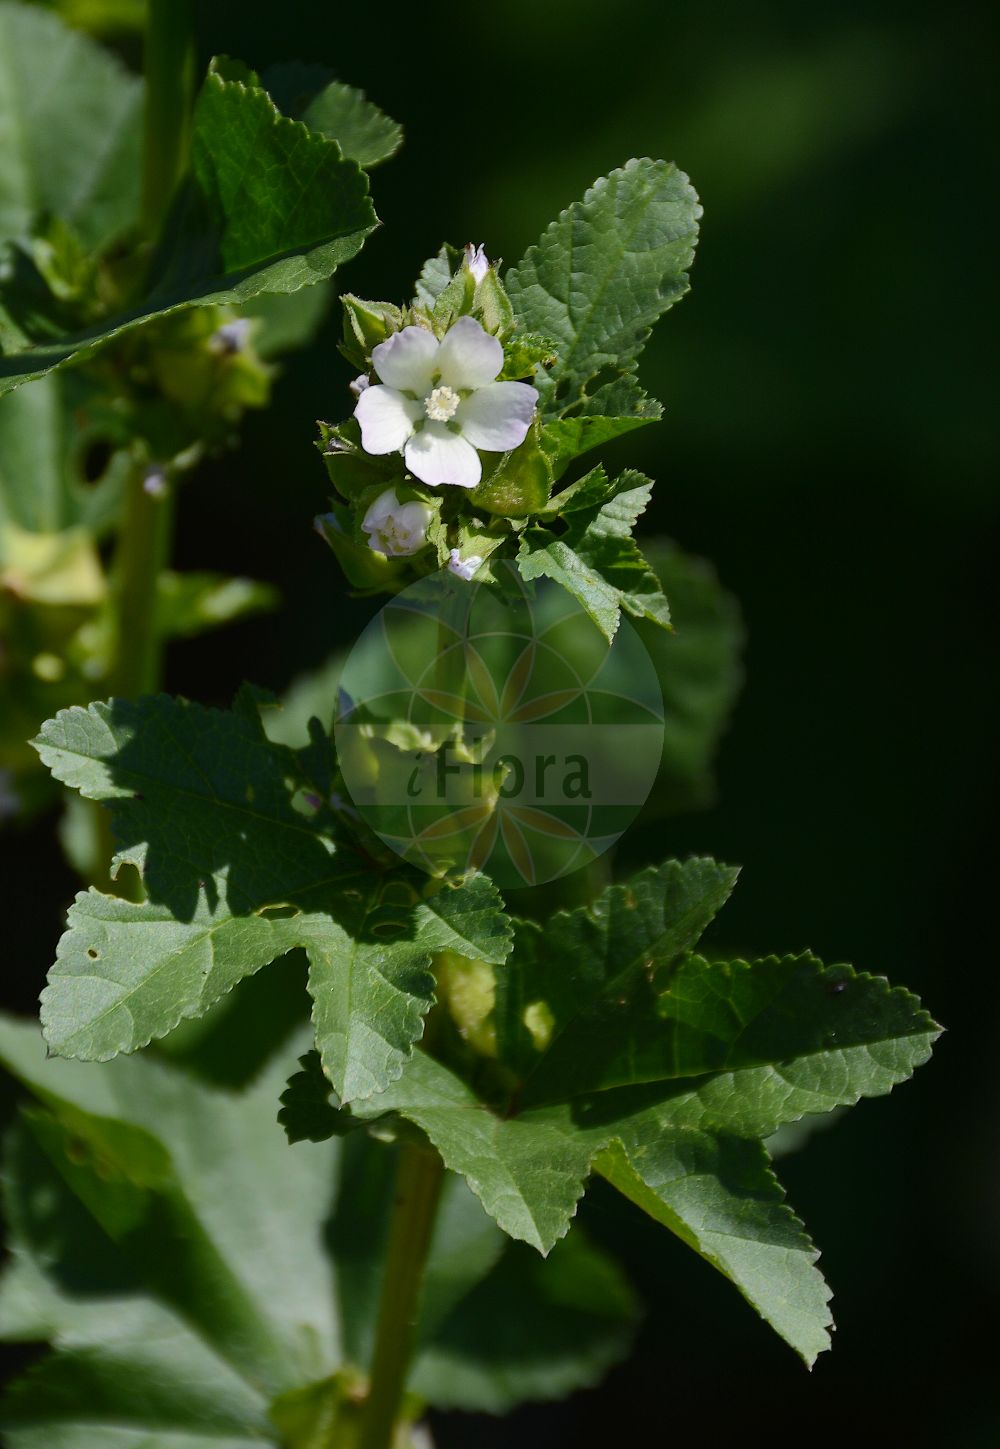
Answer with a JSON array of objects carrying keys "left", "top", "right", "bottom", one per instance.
[{"left": 5, "top": 1, "right": 996, "bottom": 1444}]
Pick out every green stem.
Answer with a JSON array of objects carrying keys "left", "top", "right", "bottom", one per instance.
[
  {"left": 357, "top": 1143, "right": 444, "bottom": 1449},
  {"left": 111, "top": 467, "right": 174, "bottom": 700},
  {"left": 141, "top": 0, "right": 197, "bottom": 240}
]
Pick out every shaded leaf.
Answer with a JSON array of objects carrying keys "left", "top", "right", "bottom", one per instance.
[
  {"left": 596, "top": 1134, "right": 832, "bottom": 1365},
  {"left": 0, "top": 1012, "right": 633, "bottom": 1428},
  {"left": 0, "top": 3, "right": 142, "bottom": 253},
  {"left": 0, "top": 57, "right": 379, "bottom": 395},
  {"left": 33, "top": 695, "right": 510, "bottom": 1102}
]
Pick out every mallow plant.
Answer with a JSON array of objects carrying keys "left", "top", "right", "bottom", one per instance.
[{"left": 0, "top": 4, "right": 939, "bottom": 1447}]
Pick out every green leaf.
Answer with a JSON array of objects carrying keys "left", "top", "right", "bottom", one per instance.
[
  {"left": 0, "top": 1012, "right": 633, "bottom": 1430},
  {"left": 412, "top": 1230, "right": 638, "bottom": 1412},
  {"left": 0, "top": 57, "right": 379, "bottom": 396},
  {"left": 541, "top": 410, "right": 659, "bottom": 476},
  {"left": 154, "top": 570, "right": 279, "bottom": 640},
  {"left": 495, "top": 857, "right": 739, "bottom": 1101},
  {"left": 280, "top": 1051, "right": 359, "bottom": 1144},
  {"left": 262, "top": 64, "right": 403, "bottom": 168},
  {"left": 0, "top": 371, "right": 129, "bottom": 535},
  {"left": 596, "top": 1135, "right": 832, "bottom": 1366},
  {"left": 0, "top": 3, "right": 142, "bottom": 254},
  {"left": 0, "top": 520, "right": 105, "bottom": 605},
  {"left": 414, "top": 244, "right": 463, "bottom": 309},
  {"left": 33, "top": 695, "right": 510, "bottom": 1102},
  {"left": 592, "top": 952, "right": 940, "bottom": 1137},
  {"left": 344, "top": 1050, "right": 598, "bottom": 1255},
  {"left": 241, "top": 286, "right": 334, "bottom": 359},
  {"left": 518, "top": 469, "right": 671, "bottom": 639},
  {"left": 636, "top": 539, "right": 744, "bottom": 816},
  {"left": 506, "top": 158, "right": 700, "bottom": 417},
  {"left": 307, "top": 870, "right": 512, "bottom": 1102},
  {"left": 261, "top": 652, "right": 345, "bottom": 749}
]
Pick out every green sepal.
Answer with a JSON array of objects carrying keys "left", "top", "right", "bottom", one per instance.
[
  {"left": 470, "top": 415, "right": 553, "bottom": 518},
  {"left": 339, "top": 295, "right": 404, "bottom": 371},
  {"left": 314, "top": 503, "right": 408, "bottom": 591},
  {"left": 317, "top": 419, "right": 401, "bottom": 501},
  {"left": 474, "top": 266, "right": 514, "bottom": 336}
]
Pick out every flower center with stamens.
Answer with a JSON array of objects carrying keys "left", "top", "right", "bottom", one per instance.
[{"left": 424, "top": 385, "right": 460, "bottom": 422}]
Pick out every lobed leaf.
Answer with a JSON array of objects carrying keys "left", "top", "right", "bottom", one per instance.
[{"left": 33, "top": 695, "right": 510, "bottom": 1102}]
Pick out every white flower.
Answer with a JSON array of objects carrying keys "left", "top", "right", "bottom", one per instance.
[
  {"left": 447, "top": 548, "right": 484, "bottom": 581},
  {"left": 465, "top": 243, "right": 489, "bottom": 282},
  {"left": 354, "top": 316, "right": 538, "bottom": 489},
  {"left": 362, "top": 488, "right": 434, "bottom": 557},
  {"left": 349, "top": 373, "right": 370, "bottom": 398}
]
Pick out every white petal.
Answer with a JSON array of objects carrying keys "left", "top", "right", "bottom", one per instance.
[
  {"left": 355, "top": 386, "right": 420, "bottom": 454},
  {"left": 464, "top": 243, "right": 489, "bottom": 283},
  {"left": 448, "top": 549, "right": 484, "bottom": 580},
  {"left": 405, "top": 423, "right": 482, "bottom": 488},
  {"left": 362, "top": 487, "right": 400, "bottom": 530},
  {"left": 435, "top": 316, "right": 504, "bottom": 389},
  {"left": 371, "top": 326, "right": 439, "bottom": 392},
  {"left": 457, "top": 381, "right": 538, "bottom": 452}
]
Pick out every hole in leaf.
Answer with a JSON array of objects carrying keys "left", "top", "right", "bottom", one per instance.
[
  {"left": 371, "top": 920, "right": 407, "bottom": 938},
  {"left": 256, "top": 904, "right": 301, "bottom": 921},
  {"left": 87, "top": 948, "right": 99, "bottom": 960}
]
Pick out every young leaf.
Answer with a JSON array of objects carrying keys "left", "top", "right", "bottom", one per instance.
[
  {"left": 506, "top": 158, "right": 700, "bottom": 417},
  {"left": 0, "top": 57, "right": 381, "bottom": 396},
  {"left": 32, "top": 695, "right": 510, "bottom": 1102},
  {"left": 518, "top": 469, "right": 671, "bottom": 639}
]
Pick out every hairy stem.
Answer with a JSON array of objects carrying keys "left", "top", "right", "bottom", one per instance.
[
  {"left": 141, "top": 0, "right": 197, "bottom": 240},
  {"left": 357, "top": 1143, "right": 444, "bottom": 1449}
]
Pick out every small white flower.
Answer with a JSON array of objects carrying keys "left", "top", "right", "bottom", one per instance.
[
  {"left": 210, "top": 318, "right": 252, "bottom": 354},
  {"left": 465, "top": 242, "right": 489, "bottom": 282},
  {"left": 362, "top": 488, "right": 434, "bottom": 558},
  {"left": 354, "top": 316, "right": 538, "bottom": 489},
  {"left": 349, "top": 373, "right": 370, "bottom": 398},
  {"left": 447, "top": 548, "right": 484, "bottom": 581},
  {"left": 142, "top": 466, "right": 168, "bottom": 499}
]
